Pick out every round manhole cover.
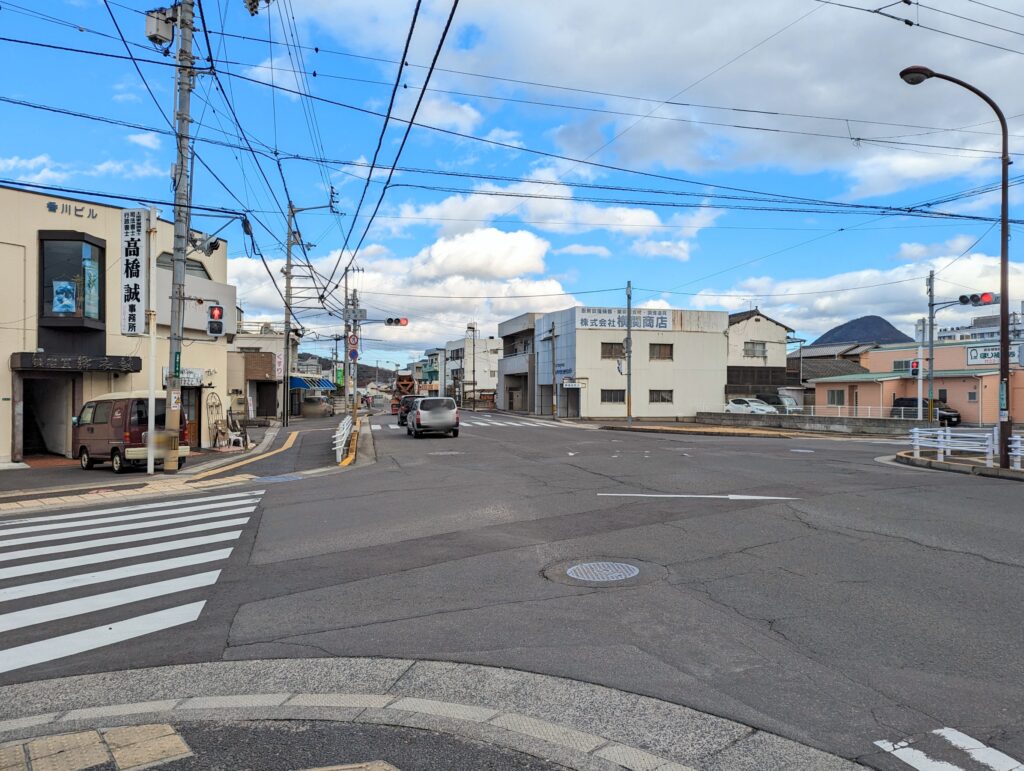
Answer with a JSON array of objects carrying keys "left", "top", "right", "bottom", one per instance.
[{"left": 565, "top": 561, "right": 640, "bottom": 582}]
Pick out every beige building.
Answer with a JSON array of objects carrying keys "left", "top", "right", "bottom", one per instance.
[
  {"left": 531, "top": 305, "right": 727, "bottom": 419},
  {"left": 0, "top": 185, "right": 236, "bottom": 463}
]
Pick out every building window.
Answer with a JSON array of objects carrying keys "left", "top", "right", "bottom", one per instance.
[
  {"left": 649, "top": 389, "right": 673, "bottom": 403},
  {"left": 649, "top": 343, "right": 673, "bottom": 360},
  {"left": 156, "top": 251, "right": 212, "bottom": 279},
  {"left": 601, "top": 389, "right": 626, "bottom": 403},
  {"left": 40, "top": 237, "right": 105, "bottom": 323},
  {"left": 827, "top": 389, "right": 846, "bottom": 406},
  {"left": 238, "top": 346, "right": 261, "bottom": 353},
  {"left": 893, "top": 360, "right": 911, "bottom": 371},
  {"left": 938, "top": 388, "right": 948, "bottom": 402},
  {"left": 968, "top": 391, "right": 978, "bottom": 402},
  {"left": 601, "top": 342, "right": 625, "bottom": 359},
  {"left": 743, "top": 341, "right": 767, "bottom": 357}
]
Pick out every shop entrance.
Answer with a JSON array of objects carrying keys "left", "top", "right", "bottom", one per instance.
[
  {"left": 255, "top": 382, "right": 278, "bottom": 417},
  {"left": 22, "top": 376, "right": 75, "bottom": 457},
  {"left": 181, "top": 387, "right": 200, "bottom": 448}
]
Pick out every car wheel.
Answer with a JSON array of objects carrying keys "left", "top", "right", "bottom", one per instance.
[
  {"left": 111, "top": 449, "right": 125, "bottom": 474},
  {"left": 413, "top": 430, "right": 422, "bottom": 438},
  {"left": 407, "top": 427, "right": 412, "bottom": 436},
  {"left": 178, "top": 457, "right": 186, "bottom": 469},
  {"left": 452, "top": 429, "right": 459, "bottom": 437},
  {"left": 79, "top": 447, "right": 94, "bottom": 470}
]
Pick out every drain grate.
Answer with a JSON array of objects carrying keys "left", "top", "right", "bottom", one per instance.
[{"left": 566, "top": 561, "right": 640, "bottom": 582}]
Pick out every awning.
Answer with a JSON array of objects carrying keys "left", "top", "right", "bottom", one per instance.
[{"left": 289, "top": 376, "right": 337, "bottom": 390}]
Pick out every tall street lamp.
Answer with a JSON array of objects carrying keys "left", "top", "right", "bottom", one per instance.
[{"left": 900, "top": 65, "right": 1012, "bottom": 468}]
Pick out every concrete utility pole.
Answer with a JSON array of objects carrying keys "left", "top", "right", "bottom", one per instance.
[
  {"left": 917, "top": 330, "right": 924, "bottom": 421},
  {"left": 626, "top": 280, "right": 633, "bottom": 428},
  {"left": 350, "top": 289, "right": 359, "bottom": 425},
  {"left": 163, "top": 0, "right": 195, "bottom": 474},
  {"left": 281, "top": 203, "right": 295, "bottom": 427},
  {"left": 550, "top": 322, "right": 557, "bottom": 417},
  {"left": 146, "top": 208, "right": 158, "bottom": 475},
  {"left": 927, "top": 270, "right": 936, "bottom": 422},
  {"left": 343, "top": 270, "right": 350, "bottom": 408}
]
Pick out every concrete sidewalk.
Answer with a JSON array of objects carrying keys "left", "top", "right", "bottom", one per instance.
[{"left": 0, "top": 659, "right": 863, "bottom": 771}]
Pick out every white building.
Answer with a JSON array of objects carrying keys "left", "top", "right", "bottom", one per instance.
[
  {"left": 928, "top": 302, "right": 1024, "bottom": 342},
  {"left": 527, "top": 305, "right": 728, "bottom": 419},
  {"left": 444, "top": 331, "right": 503, "bottom": 405}
]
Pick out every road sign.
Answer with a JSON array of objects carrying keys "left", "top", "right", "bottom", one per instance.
[
  {"left": 342, "top": 308, "right": 367, "bottom": 321},
  {"left": 348, "top": 349, "right": 359, "bottom": 361},
  {"left": 347, "top": 334, "right": 359, "bottom": 347}
]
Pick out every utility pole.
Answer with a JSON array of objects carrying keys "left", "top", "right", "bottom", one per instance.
[
  {"left": 916, "top": 325, "right": 924, "bottom": 421},
  {"left": 146, "top": 208, "right": 158, "bottom": 475},
  {"left": 550, "top": 322, "right": 557, "bottom": 417},
  {"left": 351, "top": 288, "right": 359, "bottom": 425},
  {"left": 281, "top": 203, "right": 295, "bottom": 427},
  {"left": 343, "top": 270, "right": 350, "bottom": 408},
  {"left": 626, "top": 280, "right": 633, "bottom": 428},
  {"left": 927, "top": 270, "right": 936, "bottom": 422},
  {"left": 163, "top": 0, "right": 195, "bottom": 474},
  {"left": 469, "top": 323, "right": 478, "bottom": 411}
]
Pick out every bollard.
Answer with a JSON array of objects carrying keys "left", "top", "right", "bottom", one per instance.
[
  {"left": 985, "top": 434, "right": 993, "bottom": 468},
  {"left": 937, "top": 429, "right": 945, "bottom": 462},
  {"left": 912, "top": 429, "right": 921, "bottom": 459}
]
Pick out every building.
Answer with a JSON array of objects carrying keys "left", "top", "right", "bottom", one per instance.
[
  {"left": 0, "top": 185, "right": 236, "bottom": 463},
  {"left": 444, "top": 331, "right": 502, "bottom": 406},
  {"left": 497, "top": 312, "right": 541, "bottom": 412},
  {"left": 726, "top": 308, "right": 793, "bottom": 396},
  {"left": 927, "top": 303, "right": 1024, "bottom": 342},
  {"left": 531, "top": 305, "right": 728, "bottom": 419},
  {"left": 227, "top": 320, "right": 296, "bottom": 421},
  {"left": 809, "top": 339, "right": 1024, "bottom": 424},
  {"left": 422, "top": 348, "right": 442, "bottom": 396}
]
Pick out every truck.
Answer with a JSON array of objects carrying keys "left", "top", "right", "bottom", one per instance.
[{"left": 390, "top": 373, "right": 418, "bottom": 414}]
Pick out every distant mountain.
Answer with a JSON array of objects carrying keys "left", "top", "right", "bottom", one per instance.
[{"left": 812, "top": 315, "right": 913, "bottom": 345}]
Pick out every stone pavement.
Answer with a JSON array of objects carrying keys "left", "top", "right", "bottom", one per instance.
[{"left": 0, "top": 658, "right": 863, "bottom": 771}]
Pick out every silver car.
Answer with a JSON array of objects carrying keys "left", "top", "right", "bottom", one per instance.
[{"left": 407, "top": 397, "right": 460, "bottom": 438}]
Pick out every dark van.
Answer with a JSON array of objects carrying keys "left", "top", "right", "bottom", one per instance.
[{"left": 72, "top": 390, "right": 190, "bottom": 473}]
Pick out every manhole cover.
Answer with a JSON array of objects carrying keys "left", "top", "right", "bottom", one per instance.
[{"left": 566, "top": 561, "right": 640, "bottom": 582}]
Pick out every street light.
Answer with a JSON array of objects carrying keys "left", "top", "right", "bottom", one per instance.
[{"left": 900, "top": 65, "right": 1012, "bottom": 467}]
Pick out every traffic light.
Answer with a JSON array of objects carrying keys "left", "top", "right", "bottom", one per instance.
[
  {"left": 959, "top": 292, "right": 999, "bottom": 307},
  {"left": 911, "top": 360, "right": 919, "bottom": 377},
  {"left": 207, "top": 304, "right": 225, "bottom": 337},
  {"left": 384, "top": 317, "right": 409, "bottom": 326}
]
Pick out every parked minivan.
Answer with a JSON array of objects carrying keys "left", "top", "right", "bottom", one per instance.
[
  {"left": 73, "top": 390, "right": 190, "bottom": 473},
  {"left": 890, "top": 397, "right": 961, "bottom": 426},
  {"left": 755, "top": 392, "right": 802, "bottom": 414}
]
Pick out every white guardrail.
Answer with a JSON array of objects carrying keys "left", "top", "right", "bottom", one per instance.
[
  {"left": 709, "top": 405, "right": 928, "bottom": 419},
  {"left": 333, "top": 416, "right": 354, "bottom": 463},
  {"left": 910, "top": 426, "right": 1000, "bottom": 467}
]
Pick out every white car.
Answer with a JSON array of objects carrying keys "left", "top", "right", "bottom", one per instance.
[{"left": 724, "top": 398, "right": 778, "bottom": 415}]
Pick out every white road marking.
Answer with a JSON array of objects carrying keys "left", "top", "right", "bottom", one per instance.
[
  {"left": 387, "top": 425, "right": 400, "bottom": 430},
  {"left": 0, "top": 507, "right": 256, "bottom": 548},
  {"left": 567, "top": 452, "right": 578, "bottom": 456},
  {"left": 0, "top": 549, "right": 234, "bottom": 602},
  {"left": 0, "top": 517, "right": 250, "bottom": 563},
  {"left": 932, "top": 728, "right": 1022, "bottom": 771},
  {"left": 0, "top": 531, "right": 242, "bottom": 580},
  {"left": 597, "top": 493, "right": 799, "bottom": 501},
  {"left": 371, "top": 425, "right": 382, "bottom": 431},
  {"left": 790, "top": 449, "right": 815, "bottom": 453},
  {"left": 874, "top": 740, "right": 962, "bottom": 771},
  {"left": 0, "top": 601, "right": 206, "bottom": 674},
  {"left": 0, "top": 499, "right": 260, "bottom": 537},
  {"left": 0, "top": 571, "right": 220, "bottom": 633},
  {"left": 0, "top": 491, "right": 265, "bottom": 527}
]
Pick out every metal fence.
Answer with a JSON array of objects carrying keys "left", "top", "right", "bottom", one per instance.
[
  {"left": 910, "top": 426, "right": 998, "bottom": 467},
  {"left": 709, "top": 405, "right": 921, "bottom": 419},
  {"left": 333, "top": 416, "right": 354, "bottom": 464}
]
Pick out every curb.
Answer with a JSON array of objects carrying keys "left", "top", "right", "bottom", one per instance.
[
  {"left": 0, "top": 659, "right": 862, "bottom": 771},
  {"left": 601, "top": 425, "right": 798, "bottom": 439},
  {"left": 340, "top": 419, "right": 361, "bottom": 467},
  {"left": 894, "top": 450, "right": 1024, "bottom": 481}
]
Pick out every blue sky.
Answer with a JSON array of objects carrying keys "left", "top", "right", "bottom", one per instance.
[{"left": 2, "top": 0, "right": 1022, "bottom": 365}]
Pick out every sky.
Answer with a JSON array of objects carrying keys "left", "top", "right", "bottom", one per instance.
[{"left": 2, "top": 0, "right": 1023, "bottom": 365}]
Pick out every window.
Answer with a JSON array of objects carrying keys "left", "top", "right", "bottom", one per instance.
[
  {"left": 827, "top": 389, "right": 846, "bottom": 406},
  {"left": 489, "top": 370, "right": 497, "bottom": 378},
  {"left": 40, "top": 237, "right": 105, "bottom": 322},
  {"left": 601, "top": 342, "right": 625, "bottom": 359},
  {"left": 601, "top": 389, "right": 626, "bottom": 403},
  {"left": 93, "top": 401, "right": 113, "bottom": 424},
  {"left": 238, "top": 346, "right": 261, "bottom": 353},
  {"left": 968, "top": 391, "right": 978, "bottom": 402},
  {"left": 78, "top": 403, "right": 96, "bottom": 425},
  {"left": 938, "top": 389, "right": 948, "bottom": 402},
  {"left": 156, "top": 252, "right": 212, "bottom": 279},
  {"left": 893, "top": 360, "right": 911, "bottom": 371},
  {"left": 649, "top": 343, "right": 673, "bottom": 360},
  {"left": 743, "top": 341, "right": 767, "bottom": 357},
  {"left": 649, "top": 389, "right": 673, "bottom": 403}
]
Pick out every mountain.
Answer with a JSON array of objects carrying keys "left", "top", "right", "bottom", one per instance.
[{"left": 812, "top": 315, "right": 913, "bottom": 345}]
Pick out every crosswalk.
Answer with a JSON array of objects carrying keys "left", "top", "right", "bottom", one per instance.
[
  {"left": 0, "top": 490, "right": 263, "bottom": 676},
  {"left": 373, "top": 417, "right": 562, "bottom": 431}
]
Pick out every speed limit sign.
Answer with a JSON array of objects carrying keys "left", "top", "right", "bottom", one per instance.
[{"left": 347, "top": 334, "right": 359, "bottom": 347}]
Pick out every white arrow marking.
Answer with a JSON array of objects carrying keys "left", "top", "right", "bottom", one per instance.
[
  {"left": 597, "top": 493, "right": 799, "bottom": 500},
  {"left": 873, "top": 740, "right": 963, "bottom": 771},
  {"left": 567, "top": 452, "right": 577, "bottom": 456}
]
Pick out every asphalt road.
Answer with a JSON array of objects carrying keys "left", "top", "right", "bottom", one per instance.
[{"left": 2, "top": 411, "right": 1023, "bottom": 770}]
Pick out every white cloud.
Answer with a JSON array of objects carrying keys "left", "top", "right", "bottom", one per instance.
[
  {"left": 408, "top": 228, "right": 548, "bottom": 280},
  {"left": 414, "top": 95, "right": 483, "bottom": 134},
  {"left": 483, "top": 128, "right": 524, "bottom": 147},
  {"left": 126, "top": 132, "right": 161, "bottom": 150},
  {"left": 553, "top": 244, "right": 611, "bottom": 257},
  {"left": 0, "top": 155, "right": 70, "bottom": 184},
  {"left": 638, "top": 298, "right": 672, "bottom": 309},
  {"left": 243, "top": 56, "right": 303, "bottom": 99},
  {"left": 87, "top": 159, "right": 164, "bottom": 179},
  {"left": 632, "top": 238, "right": 694, "bottom": 261},
  {"left": 632, "top": 205, "right": 722, "bottom": 261}
]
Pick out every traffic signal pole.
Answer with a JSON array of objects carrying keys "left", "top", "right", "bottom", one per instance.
[{"left": 927, "top": 270, "right": 935, "bottom": 422}]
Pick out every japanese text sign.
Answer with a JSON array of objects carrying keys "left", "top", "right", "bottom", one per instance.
[{"left": 120, "top": 209, "right": 149, "bottom": 335}]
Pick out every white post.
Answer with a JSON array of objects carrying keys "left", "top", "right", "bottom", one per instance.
[
  {"left": 986, "top": 433, "right": 994, "bottom": 468},
  {"left": 146, "top": 208, "right": 157, "bottom": 475},
  {"left": 937, "top": 429, "right": 945, "bottom": 461},
  {"left": 912, "top": 428, "right": 921, "bottom": 459}
]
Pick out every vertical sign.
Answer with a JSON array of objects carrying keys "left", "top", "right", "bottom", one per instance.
[{"left": 120, "top": 209, "right": 148, "bottom": 335}]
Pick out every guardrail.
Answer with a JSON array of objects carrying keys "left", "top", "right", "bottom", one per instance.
[
  {"left": 910, "top": 426, "right": 999, "bottom": 466},
  {"left": 711, "top": 405, "right": 927, "bottom": 419},
  {"left": 333, "top": 416, "right": 354, "bottom": 464}
]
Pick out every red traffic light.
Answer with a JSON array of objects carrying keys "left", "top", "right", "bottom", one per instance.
[
  {"left": 385, "top": 317, "right": 409, "bottom": 326},
  {"left": 979, "top": 291, "right": 994, "bottom": 305},
  {"left": 209, "top": 305, "right": 224, "bottom": 320},
  {"left": 911, "top": 360, "right": 918, "bottom": 369}
]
